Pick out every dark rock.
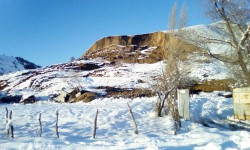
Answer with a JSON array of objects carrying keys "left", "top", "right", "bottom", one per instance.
[
  {"left": 137, "top": 79, "right": 144, "bottom": 83},
  {"left": 202, "top": 74, "right": 209, "bottom": 78},
  {"left": 0, "top": 95, "right": 22, "bottom": 103},
  {"left": 218, "top": 92, "right": 232, "bottom": 98},
  {"left": 0, "top": 80, "right": 8, "bottom": 90},
  {"left": 21, "top": 95, "right": 37, "bottom": 104},
  {"left": 190, "top": 90, "right": 202, "bottom": 95},
  {"left": 15, "top": 57, "right": 41, "bottom": 69},
  {"left": 79, "top": 63, "right": 101, "bottom": 71},
  {"left": 110, "top": 61, "right": 115, "bottom": 64}
]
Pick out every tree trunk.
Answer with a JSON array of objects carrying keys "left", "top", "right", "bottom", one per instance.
[
  {"left": 237, "top": 54, "right": 250, "bottom": 86},
  {"left": 55, "top": 110, "right": 59, "bottom": 138}
]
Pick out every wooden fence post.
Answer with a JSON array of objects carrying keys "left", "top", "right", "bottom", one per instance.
[
  {"left": 56, "top": 110, "right": 59, "bottom": 138},
  {"left": 9, "top": 111, "right": 14, "bottom": 138},
  {"left": 93, "top": 109, "right": 98, "bottom": 139},
  {"left": 38, "top": 113, "right": 42, "bottom": 137},
  {"left": 5, "top": 107, "right": 9, "bottom": 137},
  {"left": 127, "top": 103, "right": 138, "bottom": 134},
  {"left": 5, "top": 107, "right": 8, "bottom": 124},
  {"left": 6, "top": 108, "right": 14, "bottom": 138}
]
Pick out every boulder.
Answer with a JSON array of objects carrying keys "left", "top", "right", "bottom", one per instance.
[
  {"left": 75, "top": 92, "right": 97, "bottom": 103},
  {"left": 79, "top": 63, "right": 101, "bottom": 71},
  {"left": 218, "top": 92, "right": 232, "bottom": 98},
  {"left": 67, "top": 87, "right": 80, "bottom": 102},
  {"left": 67, "top": 88, "right": 91, "bottom": 102},
  {"left": 53, "top": 88, "right": 95, "bottom": 103},
  {"left": 53, "top": 91, "right": 68, "bottom": 103},
  {"left": 20, "top": 95, "right": 37, "bottom": 104}
]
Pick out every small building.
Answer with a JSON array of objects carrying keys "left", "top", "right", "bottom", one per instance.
[{"left": 233, "top": 87, "right": 250, "bottom": 120}]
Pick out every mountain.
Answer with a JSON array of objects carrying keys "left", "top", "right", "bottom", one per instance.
[
  {"left": 1, "top": 23, "right": 249, "bottom": 149},
  {"left": 0, "top": 22, "right": 231, "bottom": 103},
  {"left": 0, "top": 55, "right": 41, "bottom": 75}
]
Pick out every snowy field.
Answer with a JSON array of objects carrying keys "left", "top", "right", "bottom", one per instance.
[
  {"left": 1, "top": 92, "right": 250, "bottom": 150},
  {"left": 0, "top": 22, "right": 249, "bottom": 149}
]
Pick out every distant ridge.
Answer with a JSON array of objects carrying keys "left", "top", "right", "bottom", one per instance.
[{"left": 0, "top": 55, "right": 41, "bottom": 75}]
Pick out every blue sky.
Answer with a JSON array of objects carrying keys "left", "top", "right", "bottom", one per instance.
[{"left": 0, "top": 0, "right": 211, "bottom": 67}]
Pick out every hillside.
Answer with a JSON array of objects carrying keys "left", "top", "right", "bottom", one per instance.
[
  {"left": 0, "top": 55, "right": 41, "bottom": 75},
  {"left": 83, "top": 32, "right": 203, "bottom": 64},
  {"left": 0, "top": 54, "right": 229, "bottom": 103},
  {"left": 0, "top": 23, "right": 249, "bottom": 149},
  {"left": 0, "top": 23, "right": 233, "bottom": 102}
]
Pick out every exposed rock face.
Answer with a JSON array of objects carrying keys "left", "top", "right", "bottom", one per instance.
[
  {"left": 82, "top": 32, "right": 201, "bottom": 63},
  {"left": 75, "top": 92, "right": 97, "bottom": 103},
  {"left": 96, "top": 86, "right": 153, "bottom": 98},
  {"left": 83, "top": 32, "right": 166, "bottom": 63},
  {"left": 78, "top": 63, "right": 102, "bottom": 71},
  {"left": 84, "top": 32, "right": 166, "bottom": 55}
]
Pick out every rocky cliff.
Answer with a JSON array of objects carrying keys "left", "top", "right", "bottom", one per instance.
[
  {"left": 84, "top": 32, "right": 166, "bottom": 53},
  {"left": 82, "top": 32, "right": 201, "bottom": 63}
]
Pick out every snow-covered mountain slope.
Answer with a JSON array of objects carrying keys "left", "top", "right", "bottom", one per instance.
[
  {"left": 0, "top": 56, "right": 229, "bottom": 101},
  {"left": 0, "top": 22, "right": 235, "bottom": 101},
  {"left": 183, "top": 21, "right": 232, "bottom": 54},
  {"left": 0, "top": 55, "right": 41, "bottom": 75}
]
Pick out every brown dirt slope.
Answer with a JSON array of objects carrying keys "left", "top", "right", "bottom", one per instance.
[{"left": 82, "top": 32, "right": 202, "bottom": 63}]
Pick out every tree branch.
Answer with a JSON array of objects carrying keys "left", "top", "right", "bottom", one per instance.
[{"left": 238, "top": 25, "right": 250, "bottom": 50}]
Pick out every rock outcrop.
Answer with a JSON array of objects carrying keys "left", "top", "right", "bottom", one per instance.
[
  {"left": 84, "top": 32, "right": 166, "bottom": 55},
  {"left": 82, "top": 32, "right": 201, "bottom": 63}
]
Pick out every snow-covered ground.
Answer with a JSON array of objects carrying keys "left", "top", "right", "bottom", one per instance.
[
  {"left": 0, "top": 56, "right": 229, "bottom": 100},
  {"left": 1, "top": 21, "right": 248, "bottom": 149},
  {"left": 0, "top": 92, "right": 250, "bottom": 149},
  {"left": 183, "top": 21, "right": 232, "bottom": 55}
]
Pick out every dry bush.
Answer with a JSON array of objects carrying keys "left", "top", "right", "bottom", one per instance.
[{"left": 151, "top": 3, "right": 190, "bottom": 132}]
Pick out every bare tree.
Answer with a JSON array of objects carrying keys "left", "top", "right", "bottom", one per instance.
[
  {"left": 189, "top": 0, "right": 250, "bottom": 87},
  {"left": 69, "top": 56, "right": 76, "bottom": 62},
  {"left": 151, "top": 3, "right": 189, "bottom": 132}
]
